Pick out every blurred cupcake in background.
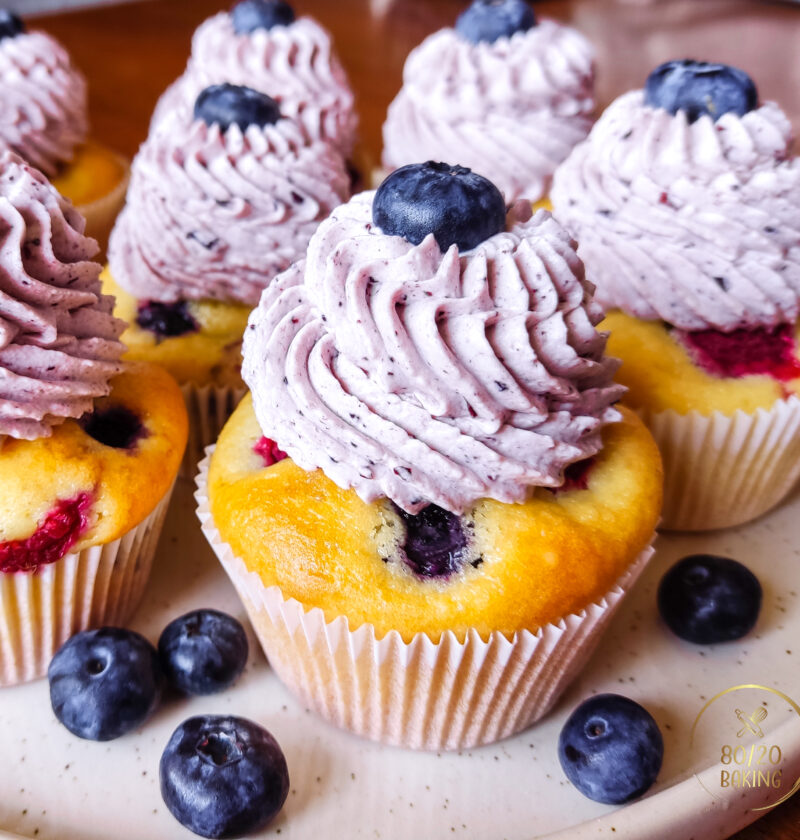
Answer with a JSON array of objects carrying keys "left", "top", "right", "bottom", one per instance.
[
  {"left": 0, "top": 9, "right": 129, "bottom": 253},
  {"left": 0, "top": 151, "right": 187, "bottom": 686},
  {"left": 381, "top": 0, "right": 594, "bottom": 203},
  {"left": 551, "top": 60, "right": 800, "bottom": 531},
  {"left": 106, "top": 83, "right": 350, "bottom": 473},
  {"left": 150, "top": 0, "right": 361, "bottom": 176}
]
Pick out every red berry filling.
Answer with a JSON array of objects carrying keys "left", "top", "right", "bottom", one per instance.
[
  {"left": 675, "top": 324, "right": 800, "bottom": 383},
  {"left": 253, "top": 436, "right": 288, "bottom": 467},
  {"left": 551, "top": 458, "right": 595, "bottom": 495},
  {"left": 0, "top": 492, "right": 93, "bottom": 573}
]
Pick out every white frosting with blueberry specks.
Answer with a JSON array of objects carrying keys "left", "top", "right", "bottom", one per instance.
[
  {"left": 551, "top": 91, "right": 800, "bottom": 331},
  {"left": 243, "top": 192, "right": 622, "bottom": 514}
]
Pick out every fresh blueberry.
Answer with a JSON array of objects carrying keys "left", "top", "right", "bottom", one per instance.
[
  {"left": 159, "top": 609, "right": 249, "bottom": 696},
  {"left": 48, "top": 628, "right": 164, "bottom": 741},
  {"left": 136, "top": 299, "right": 198, "bottom": 338},
  {"left": 231, "top": 0, "right": 295, "bottom": 34},
  {"left": 81, "top": 406, "right": 147, "bottom": 450},
  {"left": 658, "top": 554, "right": 762, "bottom": 644},
  {"left": 0, "top": 10, "right": 24, "bottom": 41},
  {"left": 395, "top": 503, "right": 469, "bottom": 578},
  {"left": 373, "top": 161, "right": 506, "bottom": 252},
  {"left": 455, "top": 0, "right": 535, "bottom": 44},
  {"left": 558, "top": 694, "right": 664, "bottom": 805},
  {"left": 160, "top": 715, "right": 289, "bottom": 839},
  {"left": 194, "top": 84, "right": 282, "bottom": 132},
  {"left": 644, "top": 60, "right": 757, "bottom": 123}
]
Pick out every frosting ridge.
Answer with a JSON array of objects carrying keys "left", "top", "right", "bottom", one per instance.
[
  {"left": 0, "top": 152, "right": 124, "bottom": 440},
  {"left": 243, "top": 193, "right": 622, "bottom": 514},
  {"left": 382, "top": 21, "right": 594, "bottom": 202},
  {"left": 551, "top": 91, "right": 800, "bottom": 331}
]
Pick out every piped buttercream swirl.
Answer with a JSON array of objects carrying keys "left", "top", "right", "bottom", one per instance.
[
  {"left": 243, "top": 193, "right": 622, "bottom": 514},
  {"left": 150, "top": 14, "right": 357, "bottom": 157},
  {"left": 0, "top": 31, "right": 88, "bottom": 177},
  {"left": 382, "top": 21, "right": 594, "bottom": 203},
  {"left": 551, "top": 91, "right": 800, "bottom": 331},
  {"left": 109, "top": 111, "right": 350, "bottom": 306},
  {"left": 0, "top": 152, "right": 124, "bottom": 440}
]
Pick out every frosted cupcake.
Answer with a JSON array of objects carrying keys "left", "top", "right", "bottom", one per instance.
[
  {"left": 197, "top": 162, "right": 662, "bottom": 750},
  {"left": 106, "top": 84, "right": 350, "bottom": 472},
  {"left": 381, "top": 0, "right": 594, "bottom": 203},
  {"left": 151, "top": 0, "right": 358, "bottom": 163},
  {"left": 0, "top": 10, "right": 129, "bottom": 251},
  {"left": 551, "top": 60, "right": 800, "bottom": 530},
  {"left": 0, "top": 151, "right": 187, "bottom": 686}
]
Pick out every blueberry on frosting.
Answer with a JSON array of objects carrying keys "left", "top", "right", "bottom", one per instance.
[
  {"left": 373, "top": 161, "right": 506, "bottom": 252},
  {"left": 231, "top": 0, "right": 295, "bottom": 34},
  {"left": 455, "top": 0, "right": 535, "bottom": 44},
  {"left": 0, "top": 9, "right": 23, "bottom": 40},
  {"left": 194, "top": 83, "right": 282, "bottom": 132},
  {"left": 644, "top": 60, "right": 757, "bottom": 124}
]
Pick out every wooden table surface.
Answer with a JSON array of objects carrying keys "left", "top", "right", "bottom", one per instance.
[{"left": 34, "top": 0, "right": 800, "bottom": 838}]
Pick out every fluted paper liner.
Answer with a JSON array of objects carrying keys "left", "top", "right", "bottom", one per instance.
[
  {"left": 645, "top": 395, "right": 800, "bottom": 531},
  {"left": 180, "top": 383, "right": 247, "bottom": 479},
  {"left": 0, "top": 482, "right": 174, "bottom": 686},
  {"left": 196, "top": 449, "right": 655, "bottom": 751}
]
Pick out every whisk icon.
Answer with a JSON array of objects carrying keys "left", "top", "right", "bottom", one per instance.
[{"left": 736, "top": 706, "right": 768, "bottom": 738}]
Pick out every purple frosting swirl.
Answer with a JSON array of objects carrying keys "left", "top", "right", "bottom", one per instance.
[
  {"left": 0, "top": 152, "right": 124, "bottom": 440},
  {"left": 243, "top": 193, "right": 622, "bottom": 514}
]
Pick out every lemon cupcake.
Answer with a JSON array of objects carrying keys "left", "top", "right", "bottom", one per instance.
[
  {"left": 0, "top": 152, "right": 187, "bottom": 686},
  {"left": 551, "top": 60, "right": 800, "bottom": 530},
  {"left": 381, "top": 0, "right": 594, "bottom": 202},
  {"left": 150, "top": 0, "right": 359, "bottom": 171},
  {"left": 0, "top": 10, "right": 129, "bottom": 252},
  {"left": 197, "top": 163, "right": 662, "bottom": 750},
  {"left": 106, "top": 84, "right": 350, "bottom": 473}
]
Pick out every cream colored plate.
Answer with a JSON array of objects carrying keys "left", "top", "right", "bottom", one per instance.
[{"left": 2, "top": 478, "right": 800, "bottom": 840}]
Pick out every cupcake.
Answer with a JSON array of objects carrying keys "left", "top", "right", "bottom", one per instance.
[
  {"left": 551, "top": 60, "right": 800, "bottom": 530},
  {"left": 150, "top": 0, "right": 359, "bottom": 165},
  {"left": 381, "top": 0, "right": 594, "bottom": 203},
  {"left": 197, "top": 162, "right": 662, "bottom": 750},
  {"left": 0, "top": 10, "right": 129, "bottom": 252},
  {"left": 0, "top": 151, "right": 187, "bottom": 686},
  {"left": 106, "top": 84, "right": 350, "bottom": 473}
]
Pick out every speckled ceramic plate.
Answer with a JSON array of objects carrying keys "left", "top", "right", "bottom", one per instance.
[{"left": 2, "top": 478, "right": 800, "bottom": 840}]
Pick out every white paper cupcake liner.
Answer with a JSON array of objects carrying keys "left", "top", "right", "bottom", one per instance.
[
  {"left": 0, "top": 481, "right": 174, "bottom": 686},
  {"left": 75, "top": 150, "right": 130, "bottom": 259},
  {"left": 195, "top": 449, "right": 655, "bottom": 751},
  {"left": 644, "top": 395, "right": 800, "bottom": 531},
  {"left": 180, "top": 383, "right": 247, "bottom": 479}
]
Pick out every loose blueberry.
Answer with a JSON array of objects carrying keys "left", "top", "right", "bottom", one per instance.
[
  {"left": 136, "top": 300, "right": 198, "bottom": 338},
  {"left": 160, "top": 715, "right": 289, "bottom": 839},
  {"left": 48, "top": 627, "right": 164, "bottom": 741},
  {"left": 558, "top": 694, "right": 664, "bottom": 805},
  {"left": 658, "top": 554, "right": 762, "bottom": 644},
  {"left": 395, "top": 503, "right": 469, "bottom": 578},
  {"left": 0, "top": 10, "right": 24, "bottom": 41},
  {"left": 159, "top": 609, "right": 249, "bottom": 696},
  {"left": 644, "top": 60, "right": 757, "bottom": 123},
  {"left": 81, "top": 406, "right": 147, "bottom": 450},
  {"left": 194, "top": 84, "right": 282, "bottom": 132},
  {"left": 231, "top": 0, "right": 294, "bottom": 33},
  {"left": 455, "top": 0, "right": 535, "bottom": 44},
  {"left": 374, "top": 161, "right": 506, "bottom": 252}
]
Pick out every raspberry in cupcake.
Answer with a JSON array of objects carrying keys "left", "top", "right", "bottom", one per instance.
[
  {"left": 0, "top": 151, "right": 187, "bottom": 685},
  {"left": 381, "top": 0, "right": 594, "bottom": 203},
  {"left": 551, "top": 60, "right": 800, "bottom": 530},
  {"left": 151, "top": 0, "right": 358, "bottom": 161},
  {"left": 198, "top": 162, "right": 662, "bottom": 750},
  {"left": 0, "top": 9, "right": 129, "bottom": 250},
  {"left": 106, "top": 83, "right": 350, "bottom": 470}
]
